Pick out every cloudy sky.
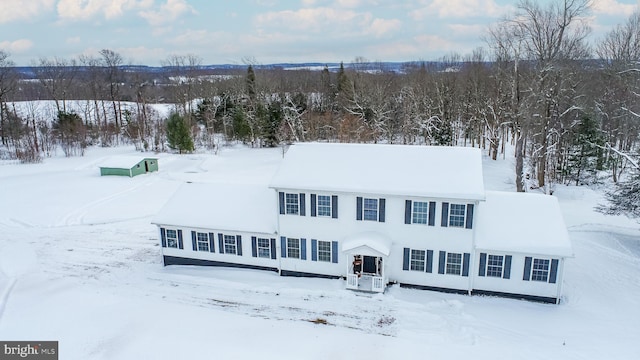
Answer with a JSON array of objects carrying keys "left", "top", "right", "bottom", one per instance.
[{"left": 1, "top": 0, "right": 638, "bottom": 66}]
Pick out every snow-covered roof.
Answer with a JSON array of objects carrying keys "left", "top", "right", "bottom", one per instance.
[
  {"left": 269, "top": 143, "right": 485, "bottom": 200},
  {"left": 99, "top": 155, "right": 156, "bottom": 169},
  {"left": 475, "top": 191, "right": 573, "bottom": 257},
  {"left": 152, "top": 182, "right": 277, "bottom": 234},
  {"left": 341, "top": 231, "right": 392, "bottom": 257}
]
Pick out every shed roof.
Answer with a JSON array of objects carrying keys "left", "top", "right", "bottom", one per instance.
[
  {"left": 152, "top": 182, "right": 277, "bottom": 235},
  {"left": 99, "top": 156, "right": 157, "bottom": 169},
  {"left": 269, "top": 143, "right": 485, "bottom": 200},
  {"left": 475, "top": 191, "right": 573, "bottom": 257}
]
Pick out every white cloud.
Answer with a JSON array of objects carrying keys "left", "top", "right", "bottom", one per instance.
[
  {"left": 447, "top": 23, "right": 486, "bottom": 38},
  {"left": 368, "top": 18, "right": 402, "bottom": 37},
  {"left": 0, "top": 39, "right": 34, "bottom": 53},
  {"left": 139, "top": 0, "right": 196, "bottom": 27},
  {"left": 255, "top": 7, "right": 400, "bottom": 37},
  {"left": 57, "top": 0, "right": 151, "bottom": 21},
  {"left": 0, "top": 0, "right": 54, "bottom": 24},
  {"left": 66, "top": 36, "right": 81, "bottom": 44},
  {"left": 591, "top": 0, "right": 638, "bottom": 16},
  {"left": 410, "top": 0, "right": 509, "bottom": 20}
]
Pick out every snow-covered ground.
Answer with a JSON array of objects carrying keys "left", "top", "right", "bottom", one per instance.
[{"left": 0, "top": 144, "right": 638, "bottom": 359}]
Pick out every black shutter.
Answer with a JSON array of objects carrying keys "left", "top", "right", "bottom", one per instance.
[
  {"left": 280, "top": 236, "right": 287, "bottom": 258},
  {"left": 356, "top": 197, "right": 363, "bottom": 221},
  {"left": 503, "top": 255, "right": 512, "bottom": 279},
  {"left": 404, "top": 200, "right": 412, "bottom": 224},
  {"left": 251, "top": 236, "right": 257, "bottom": 258},
  {"left": 379, "top": 198, "right": 386, "bottom": 222},
  {"left": 428, "top": 202, "right": 436, "bottom": 226},
  {"left": 465, "top": 204, "right": 474, "bottom": 229},
  {"left": 402, "top": 248, "right": 410, "bottom": 270},
  {"left": 279, "top": 192, "right": 285, "bottom": 214},
  {"left": 462, "top": 253, "right": 470, "bottom": 277},
  {"left": 549, "top": 259, "right": 559, "bottom": 283},
  {"left": 441, "top": 202, "right": 449, "bottom": 227},
  {"left": 177, "top": 230, "right": 183, "bottom": 249},
  {"left": 310, "top": 194, "right": 317, "bottom": 217},
  {"left": 218, "top": 233, "right": 224, "bottom": 254},
  {"left": 331, "top": 241, "right": 338, "bottom": 263},
  {"left": 426, "top": 250, "right": 433, "bottom": 273},
  {"left": 191, "top": 231, "right": 197, "bottom": 251},
  {"left": 209, "top": 233, "right": 215, "bottom": 253},
  {"left": 478, "top": 253, "right": 487, "bottom": 277},
  {"left": 300, "top": 238, "right": 306, "bottom": 260},
  {"left": 438, "top": 251, "right": 446, "bottom": 274},
  {"left": 270, "top": 238, "right": 277, "bottom": 259},
  {"left": 160, "top": 227, "right": 166, "bottom": 247},
  {"left": 299, "top": 193, "right": 306, "bottom": 216},
  {"left": 523, "top": 256, "right": 532, "bottom": 281},
  {"left": 331, "top": 195, "right": 338, "bottom": 219},
  {"left": 311, "top": 239, "right": 317, "bottom": 261},
  {"left": 236, "top": 235, "right": 242, "bottom": 256}
]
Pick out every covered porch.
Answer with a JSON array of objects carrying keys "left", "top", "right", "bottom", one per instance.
[{"left": 342, "top": 232, "right": 391, "bottom": 293}]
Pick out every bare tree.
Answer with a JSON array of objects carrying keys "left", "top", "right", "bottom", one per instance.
[
  {"left": 0, "top": 50, "right": 17, "bottom": 146},
  {"left": 34, "top": 56, "right": 78, "bottom": 113}
]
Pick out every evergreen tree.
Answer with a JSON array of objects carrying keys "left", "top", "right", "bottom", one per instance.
[
  {"left": 246, "top": 65, "right": 256, "bottom": 101},
  {"left": 565, "top": 115, "right": 605, "bottom": 185},
  {"left": 259, "top": 101, "right": 283, "bottom": 147},
  {"left": 232, "top": 107, "right": 251, "bottom": 142},
  {"left": 166, "top": 112, "right": 194, "bottom": 153}
]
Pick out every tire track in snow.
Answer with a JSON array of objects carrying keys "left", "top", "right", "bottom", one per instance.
[{"left": 58, "top": 177, "right": 158, "bottom": 226}]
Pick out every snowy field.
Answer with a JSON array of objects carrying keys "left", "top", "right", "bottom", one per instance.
[{"left": 0, "top": 144, "right": 639, "bottom": 359}]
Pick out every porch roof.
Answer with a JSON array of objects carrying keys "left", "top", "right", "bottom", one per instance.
[{"left": 341, "top": 231, "right": 392, "bottom": 257}]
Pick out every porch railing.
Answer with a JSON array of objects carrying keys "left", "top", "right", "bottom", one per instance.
[
  {"left": 346, "top": 274, "right": 359, "bottom": 289},
  {"left": 372, "top": 276, "right": 385, "bottom": 292}
]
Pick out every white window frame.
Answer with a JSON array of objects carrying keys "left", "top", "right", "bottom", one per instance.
[
  {"left": 316, "top": 195, "right": 332, "bottom": 217},
  {"left": 287, "top": 238, "right": 300, "bottom": 259},
  {"left": 531, "top": 258, "right": 550, "bottom": 282},
  {"left": 166, "top": 229, "right": 178, "bottom": 248},
  {"left": 486, "top": 254, "right": 504, "bottom": 277},
  {"left": 449, "top": 204, "right": 466, "bottom": 228},
  {"left": 317, "top": 240, "right": 332, "bottom": 262},
  {"left": 224, "top": 235, "right": 238, "bottom": 255},
  {"left": 410, "top": 249, "right": 426, "bottom": 271},
  {"left": 412, "top": 201, "right": 429, "bottom": 224},
  {"left": 446, "top": 252, "right": 462, "bottom": 275},
  {"left": 285, "top": 193, "right": 299, "bottom": 215},
  {"left": 196, "top": 232, "right": 209, "bottom": 252},
  {"left": 363, "top": 198, "right": 379, "bottom": 221},
  {"left": 257, "top": 238, "right": 271, "bottom": 258}
]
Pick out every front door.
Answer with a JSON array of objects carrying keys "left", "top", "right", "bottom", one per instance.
[{"left": 363, "top": 256, "right": 377, "bottom": 274}]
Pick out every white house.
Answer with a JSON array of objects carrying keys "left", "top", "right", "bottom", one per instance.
[{"left": 152, "top": 143, "right": 573, "bottom": 304}]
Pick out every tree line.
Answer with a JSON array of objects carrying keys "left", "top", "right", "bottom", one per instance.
[{"left": 0, "top": 1, "right": 639, "bottom": 201}]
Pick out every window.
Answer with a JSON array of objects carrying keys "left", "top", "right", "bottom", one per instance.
[
  {"left": 257, "top": 238, "right": 271, "bottom": 258},
  {"left": 317, "top": 195, "right": 332, "bottom": 217},
  {"left": 410, "top": 250, "right": 426, "bottom": 271},
  {"left": 449, "top": 204, "right": 466, "bottom": 227},
  {"left": 446, "top": 252, "right": 462, "bottom": 275},
  {"left": 166, "top": 229, "right": 178, "bottom": 248},
  {"left": 363, "top": 198, "right": 378, "bottom": 221},
  {"left": 224, "top": 235, "right": 238, "bottom": 255},
  {"left": 412, "top": 201, "right": 429, "bottom": 224},
  {"left": 531, "top": 258, "right": 550, "bottom": 282},
  {"left": 317, "top": 240, "right": 331, "bottom": 262},
  {"left": 486, "top": 255, "right": 504, "bottom": 277},
  {"left": 285, "top": 193, "right": 299, "bottom": 215},
  {"left": 287, "top": 238, "right": 300, "bottom": 259},
  {"left": 197, "top": 232, "right": 209, "bottom": 252}
]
